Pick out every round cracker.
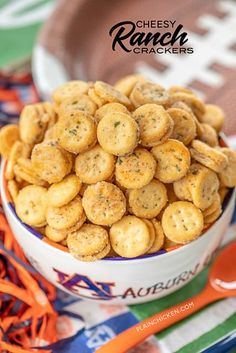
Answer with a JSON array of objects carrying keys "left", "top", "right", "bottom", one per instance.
[
  {"left": 48, "top": 174, "right": 82, "bottom": 207},
  {"left": 218, "top": 148, "right": 236, "bottom": 187},
  {"left": 95, "top": 102, "right": 129, "bottom": 123},
  {"left": 162, "top": 201, "right": 204, "bottom": 243},
  {"left": 130, "top": 81, "right": 169, "bottom": 108},
  {"left": 75, "top": 145, "right": 115, "bottom": 184},
  {"left": 46, "top": 195, "right": 84, "bottom": 230},
  {"left": 167, "top": 107, "right": 196, "bottom": 145},
  {"left": 198, "top": 123, "right": 219, "bottom": 147},
  {"left": 7, "top": 180, "right": 19, "bottom": 204},
  {"left": 19, "top": 103, "right": 56, "bottom": 144},
  {"left": 203, "top": 193, "right": 221, "bottom": 218},
  {"left": 0, "top": 124, "right": 20, "bottom": 159},
  {"left": 58, "top": 94, "right": 97, "bottom": 117},
  {"left": 45, "top": 226, "right": 68, "bottom": 242},
  {"left": 187, "top": 163, "right": 220, "bottom": 210},
  {"left": 97, "top": 112, "right": 139, "bottom": 156},
  {"left": 133, "top": 104, "right": 173, "bottom": 146},
  {"left": 94, "top": 81, "right": 131, "bottom": 108},
  {"left": 88, "top": 87, "right": 106, "bottom": 107},
  {"left": 82, "top": 181, "right": 126, "bottom": 225},
  {"left": 56, "top": 111, "right": 97, "bottom": 154},
  {"left": 169, "top": 92, "right": 205, "bottom": 119},
  {"left": 190, "top": 140, "right": 228, "bottom": 173},
  {"left": 114, "top": 74, "right": 146, "bottom": 96},
  {"left": 31, "top": 141, "right": 72, "bottom": 183},
  {"left": 67, "top": 224, "right": 110, "bottom": 261},
  {"left": 199, "top": 104, "right": 224, "bottom": 132},
  {"left": 13, "top": 163, "right": 47, "bottom": 187},
  {"left": 142, "top": 219, "right": 156, "bottom": 251},
  {"left": 128, "top": 180, "right": 167, "bottom": 218},
  {"left": 5, "top": 141, "right": 31, "bottom": 180},
  {"left": 151, "top": 139, "right": 191, "bottom": 183},
  {"left": 173, "top": 176, "right": 192, "bottom": 201},
  {"left": 15, "top": 185, "right": 47, "bottom": 226},
  {"left": 147, "top": 219, "right": 165, "bottom": 253},
  {"left": 46, "top": 212, "right": 86, "bottom": 239},
  {"left": 110, "top": 216, "right": 151, "bottom": 257},
  {"left": 52, "top": 80, "right": 89, "bottom": 105},
  {"left": 115, "top": 148, "right": 156, "bottom": 189},
  {"left": 204, "top": 206, "right": 222, "bottom": 224}
]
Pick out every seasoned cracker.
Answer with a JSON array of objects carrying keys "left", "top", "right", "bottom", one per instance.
[
  {"left": 203, "top": 193, "right": 221, "bottom": 218},
  {"left": 13, "top": 161, "right": 47, "bottom": 187},
  {"left": 114, "top": 74, "right": 146, "bottom": 96},
  {"left": 115, "top": 148, "right": 156, "bottom": 189},
  {"left": 147, "top": 219, "right": 165, "bottom": 253},
  {"left": 142, "top": 219, "right": 156, "bottom": 251},
  {"left": 88, "top": 87, "right": 106, "bottom": 107},
  {"left": 173, "top": 178, "right": 192, "bottom": 201},
  {"left": 7, "top": 180, "right": 19, "bottom": 204},
  {"left": 19, "top": 103, "right": 56, "bottom": 144},
  {"left": 58, "top": 94, "right": 97, "bottom": 117},
  {"left": 0, "top": 124, "right": 20, "bottom": 159},
  {"left": 204, "top": 206, "right": 222, "bottom": 224},
  {"left": 162, "top": 201, "right": 204, "bottom": 243},
  {"left": 31, "top": 141, "right": 72, "bottom": 183},
  {"left": 187, "top": 163, "right": 220, "bottom": 210},
  {"left": 198, "top": 123, "right": 219, "bottom": 147},
  {"left": 95, "top": 102, "right": 129, "bottom": 123},
  {"left": 110, "top": 215, "right": 151, "bottom": 257},
  {"left": 82, "top": 181, "right": 126, "bottom": 225},
  {"left": 67, "top": 224, "right": 110, "bottom": 261},
  {"left": 45, "top": 226, "right": 68, "bottom": 242},
  {"left": 190, "top": 140, "right": 228, "bottom": 173},
  {"left": 75, "top": 145, "right": 115, "bottom": 184},
  {"left": 46, "top": 195, "right": 84, "bottom": 230},
  {"left": 56, "top": 111, "right": 97, "bottom": 153},
  {"left": 52, "top": 80, "right": 89, "bottom": 106},
  {"left": 48, "top": 174, "right": 82, "bottom": 207},
  {"left": 199, "top": 104, "right": 224, "bottom": 132},
  {"left": 169, "top": 92, "right": 205, "bottom": 119},
  {"left": 5, "top": 141, "right": 31, "bottom": 180},
  {"left": 94, "top": 81, "right": 131, "bottom": 108},
  {"left": 128, "top": 180, "right": 167, "bottom": 218},
  {"left": 133, "top": 104, "right": 173, "bottom": 146},
  {"left": 167, "top": 107, "right": 196, "bottom": 145},
  {"left": 218, "top": 148, "right": 236, "bottom": 187},
  {"left": 130, "top": 81, "right": 169, "bottom": 108},
  {"left": 152, "top": 139, "right": 191, "bottom": 183},
  {"left": 97, "top": 112, "right": 139, "bottom": 156},
  {"left": 15, "top": 185, "right": 47, "bottom": 226}
]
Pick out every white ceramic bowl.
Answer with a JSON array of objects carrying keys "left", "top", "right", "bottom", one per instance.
[{"left": 1, "top": 160, "right": 235, "bottom": 304}]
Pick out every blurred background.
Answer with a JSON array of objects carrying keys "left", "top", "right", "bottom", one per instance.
[{"left": 0, "top": 0, "right": 236, "bottom": 135}]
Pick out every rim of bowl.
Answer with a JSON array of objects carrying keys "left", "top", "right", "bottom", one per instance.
[{"left": 1, "top": 158, "right": 235, "bottom": 264}]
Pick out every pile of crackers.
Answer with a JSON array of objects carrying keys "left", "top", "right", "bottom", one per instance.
[{"left": 0, "top": 75, "right": 236, "bottom": 261}]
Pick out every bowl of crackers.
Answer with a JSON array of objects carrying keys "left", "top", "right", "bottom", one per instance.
[{"left": 0, "top": 76, "right": 235, "bottom": 304}]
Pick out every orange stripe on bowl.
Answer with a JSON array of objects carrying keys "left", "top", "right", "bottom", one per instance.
[
  {"left": 43, "top": 237, "right": 69, "bottom": 252},
  {"left": 165, "top": 245, "right": 183, "bottom": 252}
]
